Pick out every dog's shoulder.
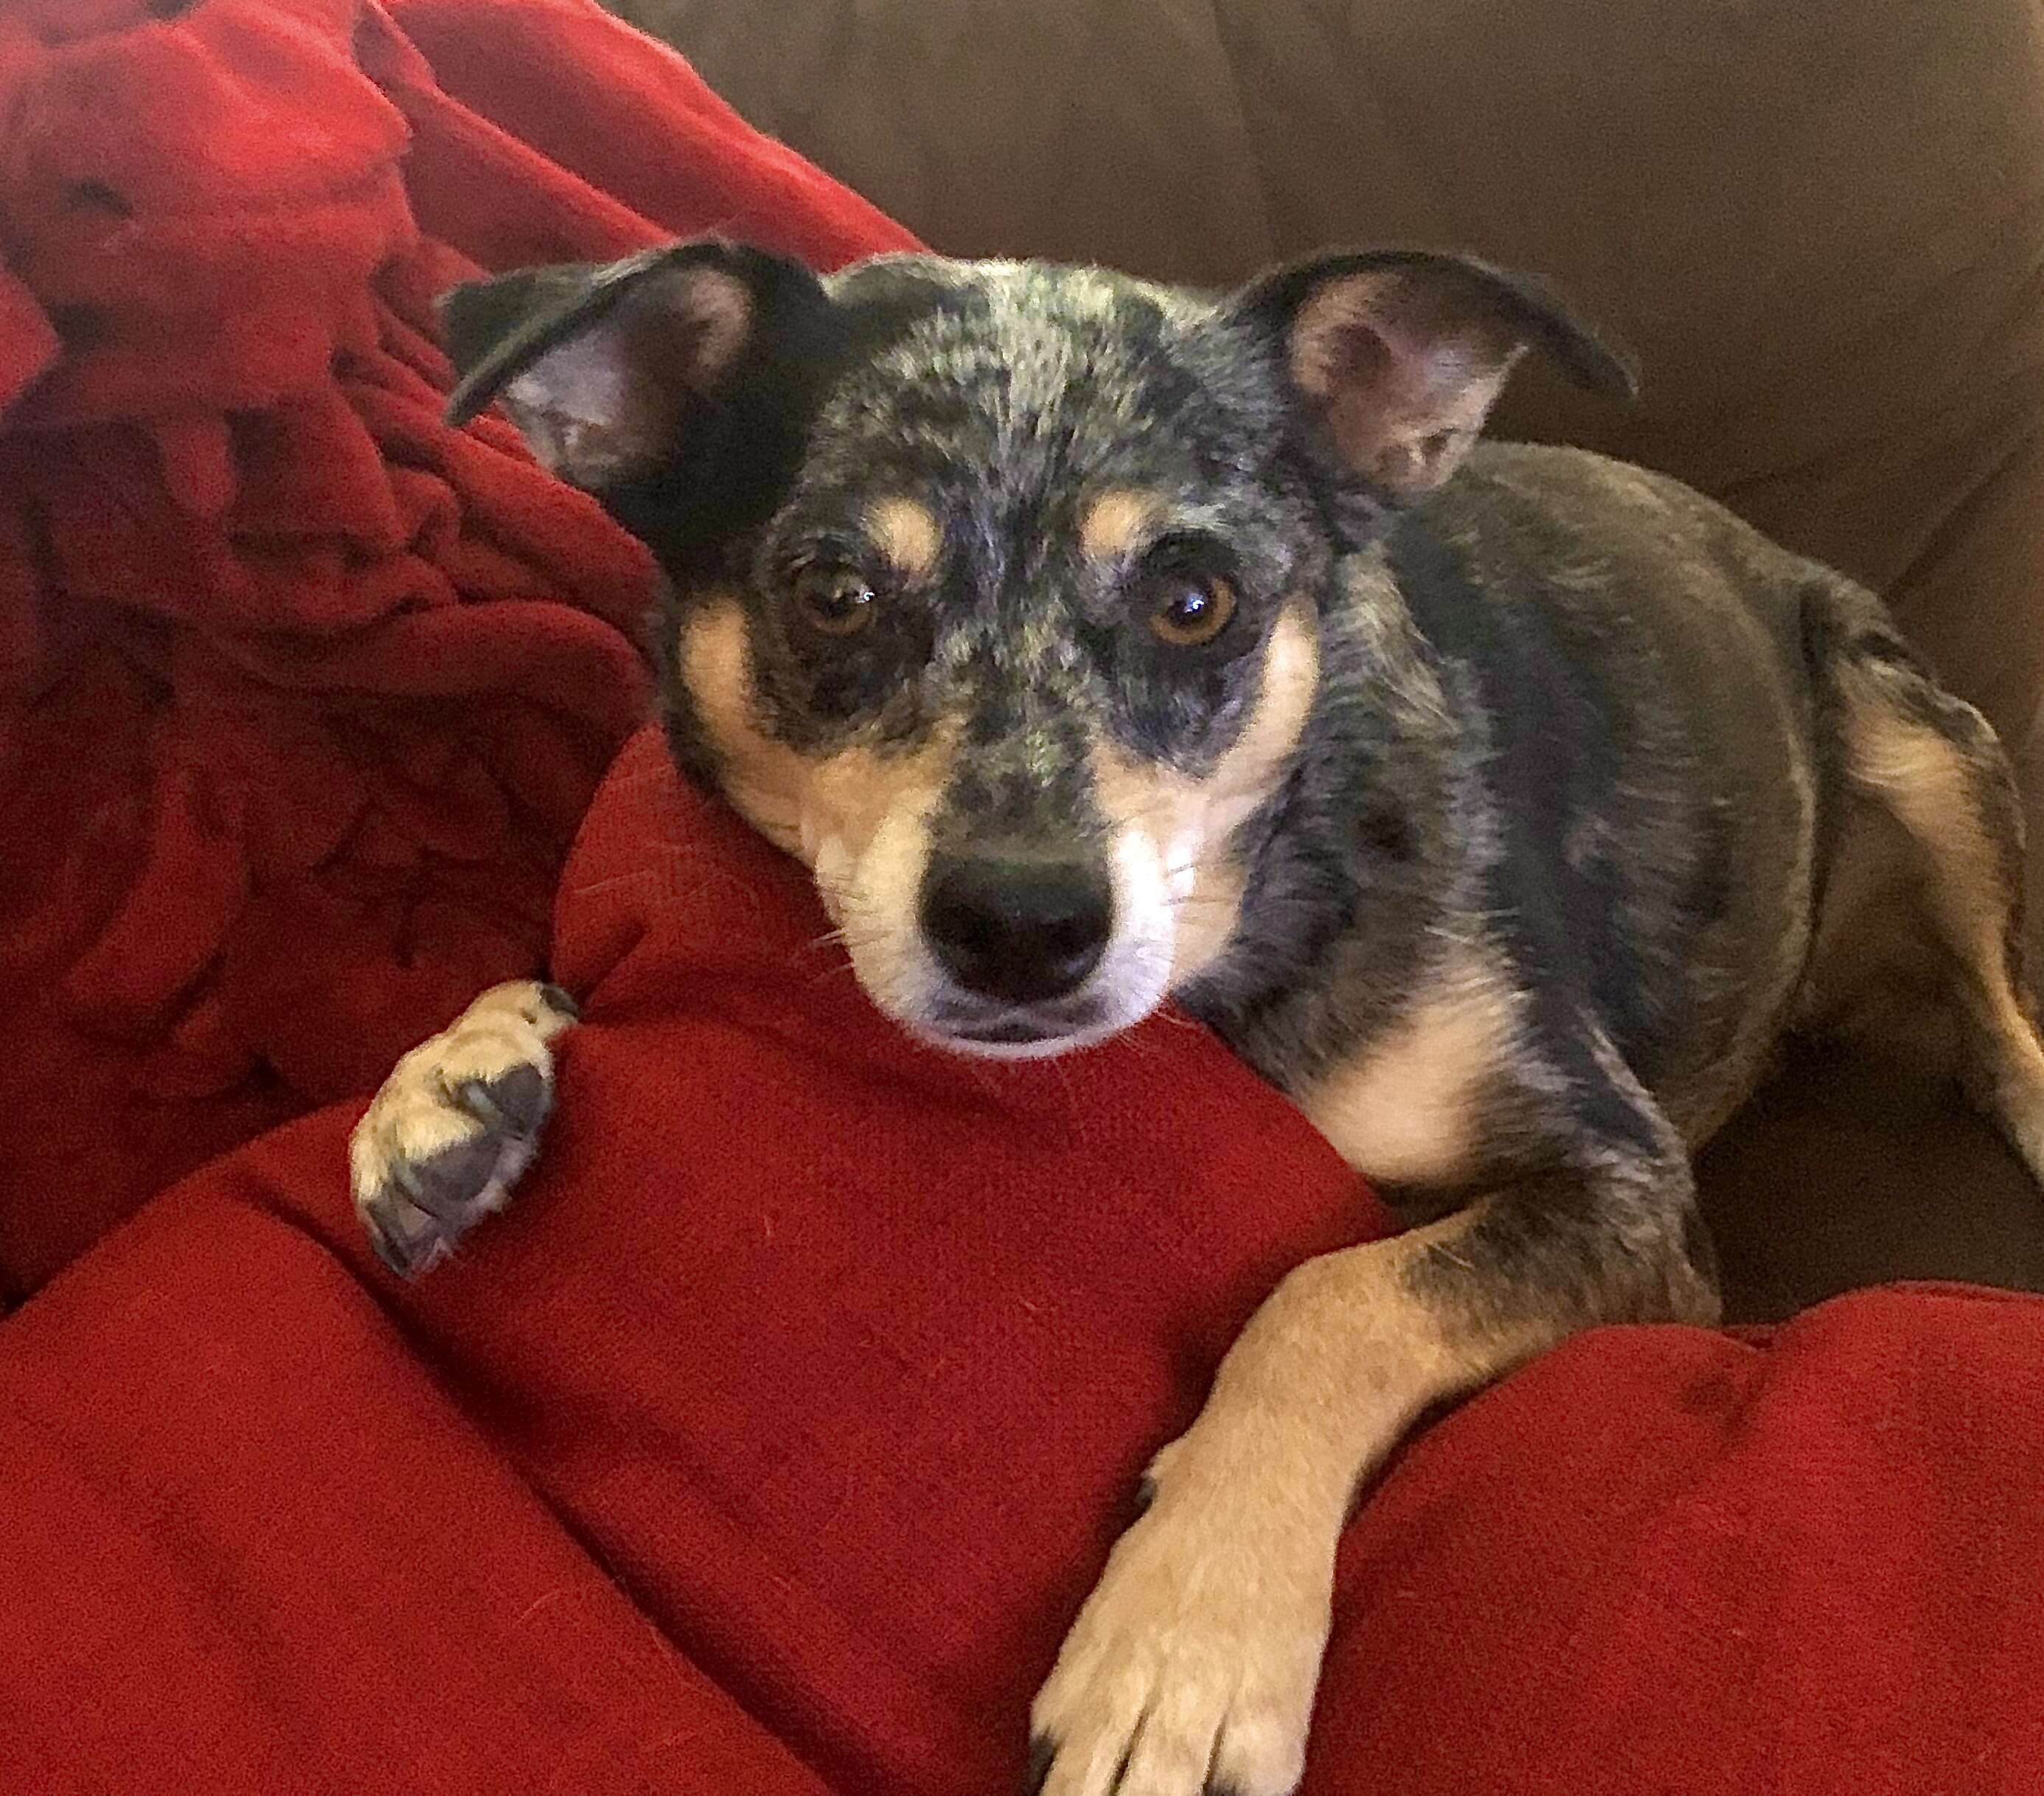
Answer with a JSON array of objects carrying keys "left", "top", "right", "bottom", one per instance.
[
  {"left": 1416, "top": 441, "right": 1827, "bottom": 627},
  {"left": 1384, "top": 440, "right": 1822, "bottom": 732}
]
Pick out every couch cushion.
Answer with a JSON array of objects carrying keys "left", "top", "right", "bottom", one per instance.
[
  {"left": 1320, "top": 1284, "right": 2044, "bottom": 1795},
  {"left": 0, "top": 1186, "right": 830, "bottom": 1796}
]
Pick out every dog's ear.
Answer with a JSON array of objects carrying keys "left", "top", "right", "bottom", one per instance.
[
  {"left": 439, "top": 239, "right": 827, "bottom": 490},
  {"left": 1236, "top": 248, "right": 1638, "bottom": 497}
]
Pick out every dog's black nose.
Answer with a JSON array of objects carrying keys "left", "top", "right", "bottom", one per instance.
[{"left": 921, "top": 853, "right": 1113, "bottom": 1004}]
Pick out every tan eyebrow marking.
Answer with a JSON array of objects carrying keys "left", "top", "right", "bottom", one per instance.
[
  {"left": 865, "top": 496, "right": 942, "bottom": 579},
  {"left": 1080, "top": 488, "right": 1162, "bottom": 561}
]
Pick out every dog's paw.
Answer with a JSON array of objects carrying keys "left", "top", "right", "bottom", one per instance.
[
  {"left": 349, "top": 980, "right": 580, "bottom": 1277},
  {"left": 1027, "top": 1446, "right": 1337, "bottom": 1796}
]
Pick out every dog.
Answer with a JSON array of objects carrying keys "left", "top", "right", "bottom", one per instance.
[{"left": 348, "top": 240, "right": 2044, "bottom": 1796}]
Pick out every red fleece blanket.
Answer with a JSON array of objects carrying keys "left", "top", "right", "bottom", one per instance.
[
  {"left": 0, "top": 0, "right": 916, "bottom": 1291},
  {"left": 10, "top": 727, "right": 2043, "bottom": 1795}
]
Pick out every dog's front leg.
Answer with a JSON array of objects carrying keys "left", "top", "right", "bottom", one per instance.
[{"left": 1027, "top": 1056, "right": 1719, "bottom": 1796}]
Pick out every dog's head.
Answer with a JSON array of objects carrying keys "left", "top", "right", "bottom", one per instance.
[{"left": 444, "top": 243, "right": 1632, "bottom": 1057}]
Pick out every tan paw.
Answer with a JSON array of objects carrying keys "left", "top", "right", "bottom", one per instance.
[
  {"left": 1027, "top": 1443, "right": 1338, "bottom": 1796},
  {"left": 349, "top": 980, "right": 580, "bottom": 1277}
]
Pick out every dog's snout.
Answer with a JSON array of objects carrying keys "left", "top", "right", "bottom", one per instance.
[{"left": 921, "top": 853, "right": 1113, "bottom": 1004}]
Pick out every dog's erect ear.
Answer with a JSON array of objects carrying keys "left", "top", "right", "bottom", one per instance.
[
  {"left": 1236, "top": 248, "right": 1638, "bottom": 497},
  {"left": 439, "top": 239, "right": 826, "bottom": 490}
]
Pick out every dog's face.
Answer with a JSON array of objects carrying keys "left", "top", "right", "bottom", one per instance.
[
  {"left": 443, "top": 245, "right": 1630, "bottom": 1056},
  {"left": 659, "top": 258, "right": 1333, "bottom": 1059}
]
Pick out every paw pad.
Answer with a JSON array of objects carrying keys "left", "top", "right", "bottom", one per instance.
[{"left": 348, "top": 980, "right": 575, "bottom": 1277}]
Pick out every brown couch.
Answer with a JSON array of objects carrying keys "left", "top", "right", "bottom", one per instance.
[{"left": 611, "top": 0, "right": 2044, "bottom": 1321}]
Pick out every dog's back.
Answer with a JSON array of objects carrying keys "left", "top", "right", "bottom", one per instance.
[{"left": 1387, "top": 441, "right": 1826, "bottom": 1138}]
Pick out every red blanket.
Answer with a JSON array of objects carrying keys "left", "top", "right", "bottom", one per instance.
[
  {"left": 10, "top": 726, "right": 2042, "bottom": 1795},
  {"left": 0, "top": 0, "right": 916, "bottom": 1290}
]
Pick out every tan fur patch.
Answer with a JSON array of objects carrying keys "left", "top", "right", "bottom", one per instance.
[
  {"left": 1838, "top": 682, "right": 2020, "bottom": 1044},
  {"left": 1090, "top": 603, "right": 1318, "bottom": 990},
  {"left": 1032, "top": 1199, "right": 1543, "bottom": 1795},
  {"left": 680, "top": 600, "right": 813, "bottom": 856},
  {"left": 679, "top": 598, "right": 956, "bottom": 869},
  {"left": 1299, "top": 949, "right": 1520, "bottom": 1186},
  {"left": 1078, "top": 488, "right": 1160, "bottom": 561},
  {"left": 1843, "top": 697, "right": 2005, "bottom": 976},
  {"left": 1833, "top": 671, "right": 2044, "bottom": 1177},
  {"left": 1167, "top": 856, "right": 1249, "bottom": 988},
  {"left": 1200, "top": 1203, "right": 1542, "bottom": 1474},
  {"left": 865, "top": 496, "right": 942, "bottom": 581}
]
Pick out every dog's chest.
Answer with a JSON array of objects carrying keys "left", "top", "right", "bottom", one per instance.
[{"left": 1293, "top": 960, "right": 1518, "bottom": 1188}]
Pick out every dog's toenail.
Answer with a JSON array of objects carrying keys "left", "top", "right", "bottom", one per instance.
[
  {"left": 364, "top": 1203, "right": 431, "bottom": 1278},
  {"left": 1022, "top": 1735, "right": 1055, "bottom": 1795}
]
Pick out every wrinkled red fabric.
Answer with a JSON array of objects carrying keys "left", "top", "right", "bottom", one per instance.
[
  {"left": 0, "top": 0, "right": 918, "bottom": 1290},
  {"left": 9, "top": 727, "right": 2040, "bottom": 1795}
]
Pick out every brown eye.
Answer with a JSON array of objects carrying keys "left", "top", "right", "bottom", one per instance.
[
  {"left": 1147, "top": 573, "right": 1237, "bottom": 648},
  {"left": 796, "top": 567, "right": 879, "bottom": 637}
]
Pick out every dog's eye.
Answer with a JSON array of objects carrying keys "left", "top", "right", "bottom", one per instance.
[
  {"left": 795, "top": 567, "right": 879, "bottom": 637},
  {"left": 1145, "top": 573, "right": 1237, "bottom": 648}
]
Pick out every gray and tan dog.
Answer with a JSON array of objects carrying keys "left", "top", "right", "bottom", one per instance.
[{"left": 350, "top": 240, "right": 2044, "bottom": 1796}]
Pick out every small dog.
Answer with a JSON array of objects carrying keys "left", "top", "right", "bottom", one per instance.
[{"left": 350, "top": 240, "right": 2044, "bottom": 1796}]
